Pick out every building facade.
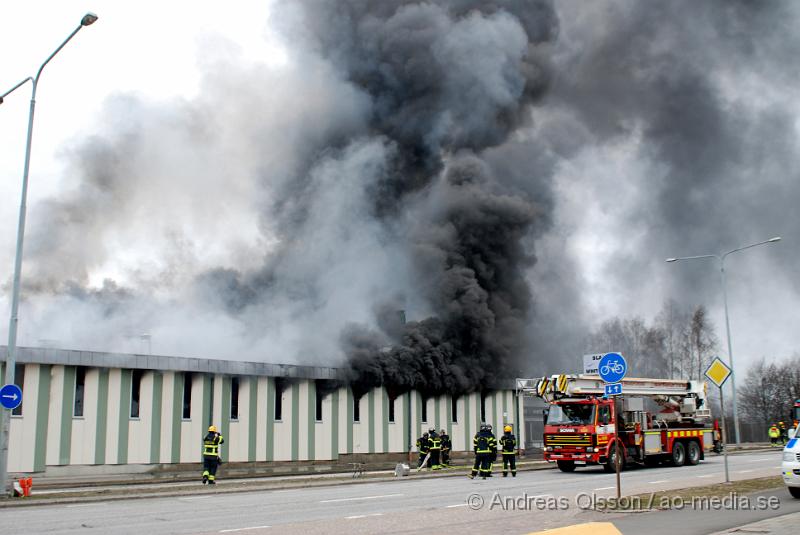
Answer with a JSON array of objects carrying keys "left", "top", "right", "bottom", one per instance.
[{"left": 1, "top": 347, "right": 524, "bottom": 474}]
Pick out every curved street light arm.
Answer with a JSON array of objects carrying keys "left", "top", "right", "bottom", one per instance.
[
  {"left": 666, "top": 254, "right": 719, "bottom": 262},
  {"left": 721, "top": 237, "right": 781, "bottom": 263},
  {"left": 32, "top": 24, "right": 85, "bottom": 99}
]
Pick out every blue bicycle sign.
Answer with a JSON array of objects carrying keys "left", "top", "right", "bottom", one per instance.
[{"left": 598, "top": 352, "right": 627, "bottom": 383}]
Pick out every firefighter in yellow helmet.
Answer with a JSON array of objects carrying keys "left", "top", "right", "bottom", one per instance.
[
  {"left": 499, "top": 424, "right": 517, "bottom": 477},
  {"left": 768, "top": 423, "right": 780, "bottom": 446},
  {"left": 202, "top": 425, "right": 225, "bottom": 484},
  {"left": 779, "top": 421, "right": 788, "bottom": 444}
]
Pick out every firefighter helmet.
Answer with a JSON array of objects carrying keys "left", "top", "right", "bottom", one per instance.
[
  {"left": 504, "top": 425, "right": 512, "bottom": 433},
  {"left": 208, "top": 425, "right": 218, "bottom": 433}
]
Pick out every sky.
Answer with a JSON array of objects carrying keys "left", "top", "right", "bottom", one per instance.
[{"left": 1, "top": 1, "right": 798, "bottom": 383}]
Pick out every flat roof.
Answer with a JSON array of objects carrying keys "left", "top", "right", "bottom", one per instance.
[
  {"left": 1, "top": 346, "right": 342, "bottom": 381},
  {"left": 1, "top": 345, "right": 516, "bottom": 389}
]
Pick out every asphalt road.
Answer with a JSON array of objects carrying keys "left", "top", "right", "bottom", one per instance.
[{"left": 0, "top": 450, "right": 789, "bottom": 535}]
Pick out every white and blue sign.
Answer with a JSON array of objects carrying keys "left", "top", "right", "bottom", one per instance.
[
  {"left": 604, "top": 383, "right": 622, "bottom": 396},
  {"left": 598, "top": 352, "right": 627, "bottom": 383},
  {"left": 0, "top": 384, "right": 22, "bottom": 410}
]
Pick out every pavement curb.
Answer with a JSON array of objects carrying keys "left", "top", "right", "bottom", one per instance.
[
  {"left": 0, "top": 461, "right": 555, "bottom": 508},
  {"left": 0, "top": 447, "right": 777, "bottom": 508}
]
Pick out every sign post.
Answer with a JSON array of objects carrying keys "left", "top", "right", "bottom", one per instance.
[
  {"left": 705, "top": 357, "right": 732, "bottom": 483},
  {"left": 598, "top": 352, "right": 627, "bottom": 499}
]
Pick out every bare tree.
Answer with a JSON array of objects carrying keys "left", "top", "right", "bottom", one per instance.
[
  {"left": 586, "top": 301, "right": 716, "bottom": 381},
  {"left": 689, "top": 305, "right": 717, "bottom": 381},
  {"left": 741, "top": 354, "right": 800, "bottom": 428},
  {"left": 655, "top": 299, "right": 689, "bottom": 379}
]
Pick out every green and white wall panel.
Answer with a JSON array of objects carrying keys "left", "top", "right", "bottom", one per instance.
[{"left": 4, "top": 362, "right": 518, "bottom": 472}]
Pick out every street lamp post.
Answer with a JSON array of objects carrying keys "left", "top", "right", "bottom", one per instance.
[
  {"left": 666, "top": 236, "right": 782, "bottom": 444},
  {"left": 0, "top": 12, "right": 98, "bottom": 497}
]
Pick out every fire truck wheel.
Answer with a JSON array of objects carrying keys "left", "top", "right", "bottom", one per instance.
[
  {"left": 557, "top": 461, "right": 576, "bottom": 472},
  {"left": 686, "top": 440, "right": 701, "bottom": 465},
  {"left": 603, "top": 444, "right": 623, "bottom": 473},
  {"left": 789, "top": 486, "right": 800, "bottom": 499},
  {"left": 670, "top": 441, "right": 686, "bottom": 467}
]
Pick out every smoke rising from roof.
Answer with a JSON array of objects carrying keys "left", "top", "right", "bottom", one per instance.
[{"left": 2, "top": 1, "right": 798, "bottom": 386}]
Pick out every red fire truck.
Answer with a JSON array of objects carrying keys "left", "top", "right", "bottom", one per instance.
[{"left": 517, "top": 374, "right": 716, "bottom": 472}]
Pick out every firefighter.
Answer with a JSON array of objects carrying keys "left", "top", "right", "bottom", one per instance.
[
  {"left": 439, "top": 429, "right": 451, "bottom": 467},
  {"left": 712, "top": 419, "right": 724, "bottom": 454},
  {"left": 469, "top": 423, "right": 496, "bottom": 479},
  {"left": 779, "top": 421, "right": 789, "bottom": 444},
  {"left": 202, "top": 425, "right": 224, "bottom": 484},
  {"left": 768, "top": 423, "right": 781, "bottom": 446},
  {"left": 416, "top": 432, "right": 430, "bottom": 468},
  {"left": 428, "top": 428, "right": 442, "bottom": 470},
  {"left": 487, "top": 424, "right": 497, "bottom": 475},
  {"left": 499, "top": 424, "right": 517, "bottom": 477}
]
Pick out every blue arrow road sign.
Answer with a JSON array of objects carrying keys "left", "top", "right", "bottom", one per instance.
[
  {"left": 0, "top": 384, "right": 22, "bottom": 410},
  {"left": 598, "top": 352, "right": 627, "bottom": 383},
  {"left": 604, "top": 383, "right": 622, "bottom": 397}
]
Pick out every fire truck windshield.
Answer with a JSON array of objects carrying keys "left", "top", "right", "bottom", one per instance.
[{"left": 547, "top": 403, "right": 596, "bottom": 425}]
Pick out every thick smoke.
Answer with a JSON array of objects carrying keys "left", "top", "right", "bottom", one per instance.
[
  {"left": 281, "top": 1, "right": 559, "bottom": 393},
  {"left": 2, "top": 1, "right": 799, "bottom": 386}
]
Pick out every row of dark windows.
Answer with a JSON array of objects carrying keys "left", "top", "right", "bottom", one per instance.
[{"left": 12, "top": 366, "right": 489, "bottom": 424}]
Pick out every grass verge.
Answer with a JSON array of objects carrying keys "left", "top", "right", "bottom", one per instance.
[{"left": 589, "top": 476, "right": 784, "bottom": 512}]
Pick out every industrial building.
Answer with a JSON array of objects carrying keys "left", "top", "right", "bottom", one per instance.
[{"left": 1, "top": 346, "right": 524, "bottom": 474}]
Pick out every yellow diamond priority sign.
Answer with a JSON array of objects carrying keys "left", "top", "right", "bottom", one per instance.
[{"left": 705, "top": 357, "right": 732, "bottom": 388}]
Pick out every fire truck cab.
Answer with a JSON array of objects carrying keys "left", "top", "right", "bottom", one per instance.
[{"left": 517, "top": 374, "right": 717, "bottom": 472}]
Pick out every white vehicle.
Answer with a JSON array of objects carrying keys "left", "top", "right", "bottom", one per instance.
[{"left": 782, "top": 435, "right": 800, "bottom": 498}]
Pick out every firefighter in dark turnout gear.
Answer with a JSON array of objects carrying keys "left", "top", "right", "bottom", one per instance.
[
  {"left": 439, "top": 429, "right": 451, "bottom": 467},
  {"left": 500, "top": 425, "right": 517, "bottom": 477},
  {"left": 469, "top": 424, "right": 496, "bottom": 479},
  {"left": 428, "top": 428, "right": 442, "bottom": 469},
  {"left": 202, "top": 425, "right": 224, "bottom": 484},
  {"left": 416, "top": 432, "right": 430, "bottom": 468}
]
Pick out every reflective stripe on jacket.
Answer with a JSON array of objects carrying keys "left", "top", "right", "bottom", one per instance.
[
  {"left": 500, "top": 433, "right": 516, "bottom": 453},
  {"left": 203, "top": 433, "right": 224, "bottom": 457},
  {"left": 473, "top": 432, "right": 495, "bottom": 453}
]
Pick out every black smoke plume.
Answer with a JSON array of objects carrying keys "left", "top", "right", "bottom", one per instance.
[{"left": 292, "top": 1, "right": 559, "bottom": 394}]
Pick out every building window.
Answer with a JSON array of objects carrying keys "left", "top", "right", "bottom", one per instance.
[
  {"left": 73, "top": 367, "right": 86, "bottom": 417},
  {"left": 451, "top": 396, "right": 458, "bottom": 423},
  {"left": 230, "top": 376, "right": 239, "bottom": 420},
  {"left": 182, "top": 373, "right": 193, "bottom": 419},
  {"left": 274, "top": 379, "right": 285, "bottom": 421},
  {"left": 130, "top": 369, "right": 144, "bottom": 418},
  {"left": 388, "top": 395, "right": 396, "bottom": 423},
  {"left": 480, "top": 392, "right": 487, "bottom": 423},
  {"left": 315, "top": 382, "right": 324, "bottom": 422},
  {"left": 421, "top": 396, "right": 428, "bottom": 423},
  {"left": 353, "top": 391, "right": 361, "bottom": 423},
  {"left": 12, "top": 364, "right": 24, "bottom": 416}
]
